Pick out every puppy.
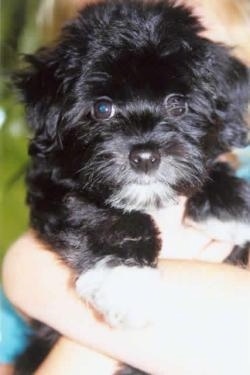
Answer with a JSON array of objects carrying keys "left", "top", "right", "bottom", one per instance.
[{"left": 15, "top": 0, "right": 250, "bottom": 373}]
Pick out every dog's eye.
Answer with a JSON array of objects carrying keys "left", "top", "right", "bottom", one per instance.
[
  {"left": 164, "top": 94, "right": 188, "bottom": 117},
  {"left": 91, "top": 97, "right": 114, "bottom": 121}
]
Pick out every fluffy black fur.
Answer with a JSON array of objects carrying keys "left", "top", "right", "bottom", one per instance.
[{"left": 15, "top": 0, "right": 250, "bottom": 373}]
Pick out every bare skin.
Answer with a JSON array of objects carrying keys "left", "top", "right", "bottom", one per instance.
[{"left": 0, "top": 365, "right": 14, "bottom": 375}]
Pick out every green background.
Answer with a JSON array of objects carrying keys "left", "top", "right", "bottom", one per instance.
[{"left": 1, "top": 0, "right": 41, "bottom": 261}]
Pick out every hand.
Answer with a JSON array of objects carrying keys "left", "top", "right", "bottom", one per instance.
[{"left": 152, "top": 196, "right": 234, "bottom": 262}]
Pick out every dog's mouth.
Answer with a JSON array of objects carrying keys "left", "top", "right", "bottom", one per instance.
[
  {"left": 106, "top": 180, "right": 178, "bottom": 212},
  {"left": 78, "top": 139, "right": 205, "bottom": 211},
  {"left": 105, "top": 155, "right": 205, "bottom": 212}
]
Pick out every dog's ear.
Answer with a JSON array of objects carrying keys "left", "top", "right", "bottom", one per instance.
[
  {"left": 15, "top": 48, "right": 62, "bottom": 155},
  {"left": 203, "top": 45, "right": 249, "bottom": 149}
]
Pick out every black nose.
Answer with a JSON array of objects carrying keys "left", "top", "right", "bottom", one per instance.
[{"left": 129, "top": 146, "right": 161, "bottom": 173}]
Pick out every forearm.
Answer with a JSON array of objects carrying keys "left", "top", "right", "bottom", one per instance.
[
  {"left": 35, "top": 338, "right": 119, "bottom": 375},
  {"left": 35, "top": 261, "right": 250, "bottom": 375},
  {"left": 2, "top": 233, "right": 250, "bottom": 374}
]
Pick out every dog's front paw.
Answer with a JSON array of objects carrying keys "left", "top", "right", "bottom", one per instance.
[
  {"left": 75, "top": 261, "right": 163, "bottom": 328},
  {"left": 186, "top": 163, "right": 250, "bottom": 245},
  {"left": 187, "top": 217, "right": 250, "bottom": 245}
]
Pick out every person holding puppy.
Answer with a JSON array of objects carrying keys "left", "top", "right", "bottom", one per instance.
[
  {"left": 3, "top": 208, "right": 250, "bottom": 375},
  {"left": 2, "top": 0, "right": 250, "bottom": 374}
]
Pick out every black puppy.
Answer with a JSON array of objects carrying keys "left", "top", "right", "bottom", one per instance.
[{"left": 15, "top": 0, "right": 250, "bottom": 373}]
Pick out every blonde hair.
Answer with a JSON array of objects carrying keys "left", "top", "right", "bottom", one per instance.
[
  {"left": 37, "top": 0, "right": 82, "bottom": 42},
  {"left": 184, "top": 0, "right": 250, "bottom": 65},
  {"left": 38, "top": 0, "right": 250, "bottom": 65}
]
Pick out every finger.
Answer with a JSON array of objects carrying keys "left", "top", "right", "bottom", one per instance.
[
  {"left": 151, "top": 196, "right": 187, "bottom": 235},
  {"left": 162, "top": 226, "right": 212, "bottom": 260},
  {"left": 164, "top": 196, "right": 188, "bottom": 226},
  {"left": 197, "top": 240, "right": 234, "bottom": 263}
]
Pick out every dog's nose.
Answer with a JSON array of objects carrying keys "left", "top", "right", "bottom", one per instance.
[{"left": 129, "top": 146, "right": 161, "bottom": 173}]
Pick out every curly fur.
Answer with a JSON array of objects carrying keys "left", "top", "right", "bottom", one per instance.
[{"left": 15, "top": 0, "right": 250, "bottom": 373}]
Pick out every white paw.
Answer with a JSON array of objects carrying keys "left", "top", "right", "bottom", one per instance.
[
  {"left": 193, "top": 218, "right": 250, "bottom": 245},
  {"left": 75, "top": 260, "right": 163, "bottom": 328}
]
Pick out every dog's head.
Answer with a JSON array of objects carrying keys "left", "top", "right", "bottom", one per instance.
[{"left": 17, "top": 0, "right": 249, "bottom": 211}]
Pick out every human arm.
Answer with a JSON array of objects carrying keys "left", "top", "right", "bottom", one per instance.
[{"left": 2, "top": 231, "right": 250, "bottom": 375}]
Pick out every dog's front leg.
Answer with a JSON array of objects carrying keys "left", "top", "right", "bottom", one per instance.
[
  {"left": 75, "top": 210, "right": 163, "bottom": 328},
  {"left": 186, "top": 163, "right": 250, "bottom": 265},
  {"left": 52, "top": 198, "right": 163, "bottom": 328}
]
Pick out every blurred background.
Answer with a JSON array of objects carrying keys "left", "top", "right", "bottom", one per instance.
[
  {"left": 0, "top": 0, "right": 250, "bottom": 263},
  {"left": 0, "top": 1, "right": 42, "bottom": 262},
  {"left": 0, "top": 0, "right": 80, "bottom": 262}
]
